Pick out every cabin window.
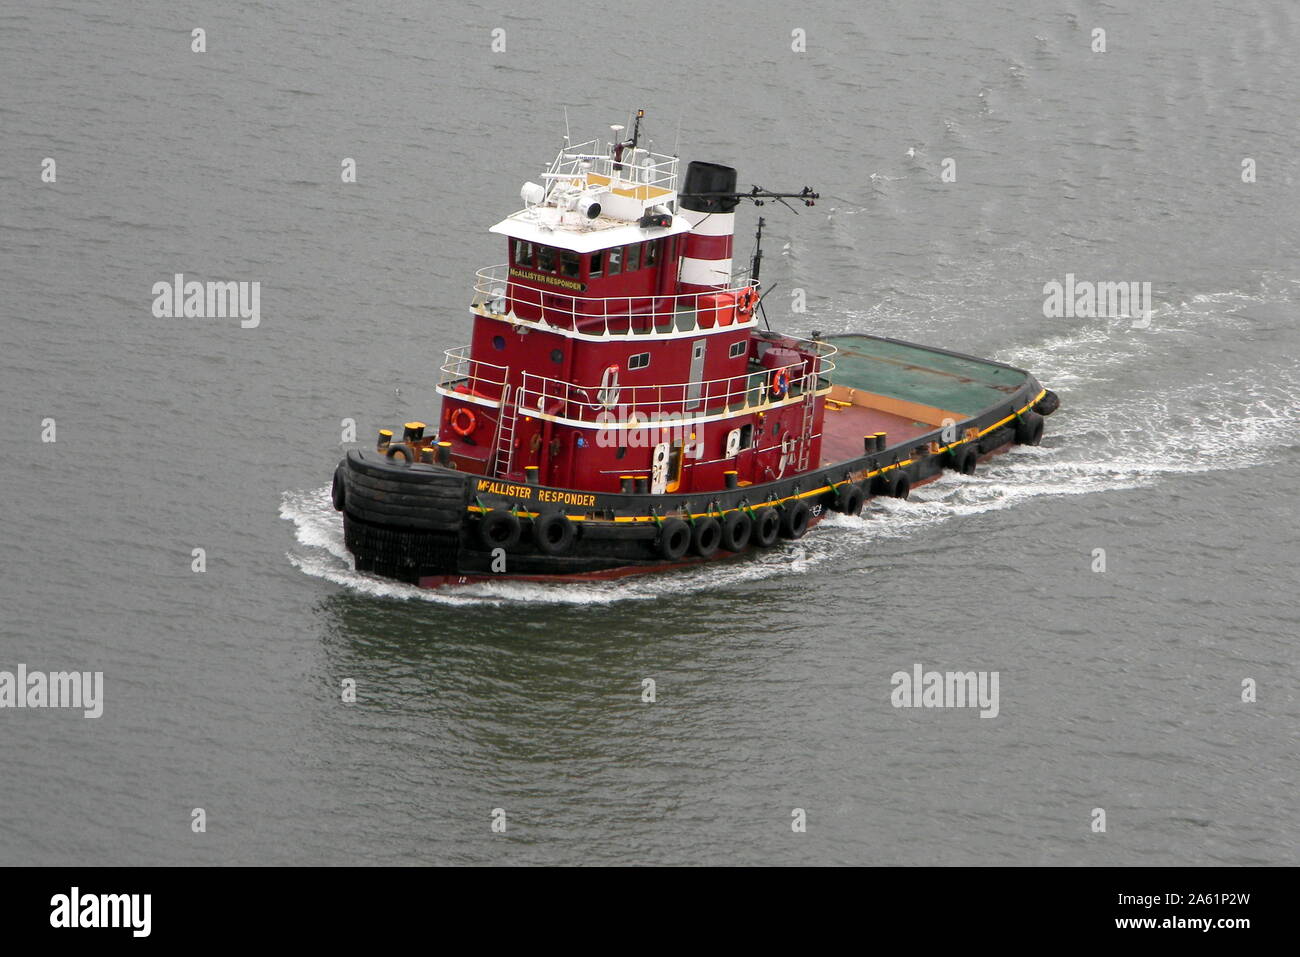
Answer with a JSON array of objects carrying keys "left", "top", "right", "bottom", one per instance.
[
  {"left": 550, "top": 348, "right": 563, "bottom": 363},
  {"left": 628, "top": 352, "right": 650, "bottom": 370},
  {"left": 492, "top": 335, "right": 506, "bottom": 351},
  {"left": 625, "top": 243, "right": 641, "bottom": 272},
  {"left": 645, "top": 239, "right": 660, "bottom": 267},
  {"left": 537, "top": 245, "right": 556, "bottom": 272},
  {"left": 560, "top": 250, "right": 581, "bottom": 278},
  {"left": 589, "top": 250, "right": 604, "bottom": 278},
  {"left": 513, "top": 239, "right": 534, "bottom": 267},
  {"left": 607, "top": 246, "right": 623, "bottom": 275},
  {"left": 729, "top": 339, "right": 747, "bottom": 359}
]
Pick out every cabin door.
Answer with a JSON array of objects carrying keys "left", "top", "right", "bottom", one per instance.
[{"left": 685, "top": 339, "right": 707, "bottom": 411}]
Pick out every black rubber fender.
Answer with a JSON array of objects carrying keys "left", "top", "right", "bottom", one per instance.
[
  {"left": 780, "top": 499, "right": 811, "bottom": 539},
  {"left": 837, "top": 483, "right": 865, "bottom": 515},
  {"left": 951, "top": 445, "right": 978, "bottom": 476},
  {"left": 385, "top": 444, "right": 413, "bottom": 464},
  {"left": 691, "top": 517, "right": 722, "bottom": 558},
  {"left": 752, "top": 508, "right": 781, "bottom": 547},
  {"left": 720, "top": 511, "right": 752, "bottom": 552},
  {"left": 533, "top": 511, "right": 576, "bottom": 556},
  {"left": 889, "top": 472, "right": 911, "bottom": 500},
  {"left": 1015, "top": 410, "right": 1044, "bottom": 446},
  {"left": 478, "top": 509, "right": 521, "bottom": 550},
  {"left": 1034, "top": 390, "right": 1060, "bottom": 417},
  {"left": 331, "top": 465, "right": 346, "bottom": 511},
  {"left": 657, "top": 518, "right": 691, "bottom": 560}
]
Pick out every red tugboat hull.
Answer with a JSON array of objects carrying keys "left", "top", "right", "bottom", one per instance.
[{"left": 335, "top": 334, "right": 1059, "bottom": 586}]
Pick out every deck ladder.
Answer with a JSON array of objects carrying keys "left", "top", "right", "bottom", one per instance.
[
  {"left": 493, "top": 384, "right": 516, "bottom": 478},
  {"left": 795, "top": 385, "right": 817, "bottom": 473}
]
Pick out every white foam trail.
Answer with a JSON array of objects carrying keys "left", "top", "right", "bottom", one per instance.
[
  {"left": 282, "top": 287, "right": 1299, "bottom": 603},
  {"left": 279, "top": 487, "right": 823, "bottom": 606}
]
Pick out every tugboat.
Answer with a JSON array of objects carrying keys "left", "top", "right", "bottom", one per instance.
[{"left": 330, "top": 111, "right": 1060, "bottom": 586}]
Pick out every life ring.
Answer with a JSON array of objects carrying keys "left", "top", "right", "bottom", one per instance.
[
  {"left": 737, "top": 287, "right": 759, "bottom": 318},
  {"left": 770, "top": 367, "right": 791, "bottom": 399},
  {"left": 450, "top": 406, "right": 478, "bottom": 437}
]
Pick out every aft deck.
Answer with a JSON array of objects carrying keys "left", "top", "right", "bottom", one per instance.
[{"left": 818, "top": 334, "right": 1031, "bottom": 465}]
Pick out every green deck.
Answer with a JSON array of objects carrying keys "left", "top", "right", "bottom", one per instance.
[{"left": 823, "top": 335, "right": 1029, "bottom": 416}]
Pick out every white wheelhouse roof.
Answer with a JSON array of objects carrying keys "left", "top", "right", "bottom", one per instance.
[{"left": 488, "top": 209, "right": 693, "bottom": 254}]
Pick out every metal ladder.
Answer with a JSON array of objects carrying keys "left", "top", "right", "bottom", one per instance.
[
  {"left": 795, "top": 381, "right": 817, "bottom": 472},
  {"left": 493, "top": 385, "right": 516, "bottom": 478}
]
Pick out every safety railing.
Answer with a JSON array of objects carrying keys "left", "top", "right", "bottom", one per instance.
[
  {"left": 473, "top": 264, "right": 761, "bottom": 338},
  {"left": 517, "top": 338, "right": 837, "bottom": 425},
  {"left": 436, "top": 346, "right": 509, "bottom": 405},
  {"left": 541, "top": 139, "right": 679, "bottom": 198}
]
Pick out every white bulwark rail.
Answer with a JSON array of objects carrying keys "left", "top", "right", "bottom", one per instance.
[
  {"left": 517, "top": 338, "right": 837, "bottom": 428},
  {"left": 472, "top": 265, "right": 761, "bottom": 339},
  {"left": 436, "top": 346, "right": 509, "bottom": 407}
]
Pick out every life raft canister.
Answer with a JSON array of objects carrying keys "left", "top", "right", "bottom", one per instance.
[
  {"left": 770, "top": 367, "right": 791, "bottom": 399},
  {"left": 450, "top": 406, "right": 478, "bottom": 437},
  {"left": 597, "top": 364, "right": 620, "bottom": 409}
]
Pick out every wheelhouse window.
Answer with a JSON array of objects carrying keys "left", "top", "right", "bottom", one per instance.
[
  {"left": 607, "top": 246, "right": 623, "bottom": 275},
  {"left": 625, "top": 243, "right": 641, "bottom": 272},
  {"left": 645, "top": 239, "right": 660, "bottom": 267},
  {"left": 513, "top": 239, "right": 534, "bottom": 268},
  {"left": 536, "top": 245, "right": 557, "bottom": 272},
  {"left": 589, "top": 250, "right": 604, "bottom": 279},
  {"left": 628, "top": 352, "right": 650, "bottom": 370},
  {"left": 560, "top": 250, "right": 581, "bottom": 278}
]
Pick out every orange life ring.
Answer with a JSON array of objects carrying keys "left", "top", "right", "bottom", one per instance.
[
  {"left": 737, "top": 287, "right": 758, "bottom": 318},
  {"left": 450, "top": 406, "right": 478, "bottom": 437},
  {"left": 770, "top": 367, "right": 791, "bottom": 398}
]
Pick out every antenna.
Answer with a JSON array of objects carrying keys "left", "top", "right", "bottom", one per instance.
[
  {"left": 680, "top": 184, "right": 820, "bottom": 212},
  {"left": 563, "top": 106, "right": 571, "bottom": 146}
]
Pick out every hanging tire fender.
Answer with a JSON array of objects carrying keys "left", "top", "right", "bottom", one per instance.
[
  {"left": 780, "top": 499, "right": 812, "bottom": 539},
  {"left": 1015, "top": 410, "right": 1045, "bottom": 446},
  {"left": 720, "top": 511, "right": 752, "bottom": 552},
  {"left": 533, "top": 511, "right": 576, "bottom": 555},
  {"left": 691, "top": 517, "right": 722, "bottom": 558},
  {"left": 752, "top": 508, "right": 781, "bottom": 547},
  {"left": 657, "top": 518, "right": 691, "bottom": 560},
  {"left": 837, "top": 483, "right": 865, "bottom": 515},
  {"left": 479, "top": 509, "right": 521, "bottom": 550}
]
